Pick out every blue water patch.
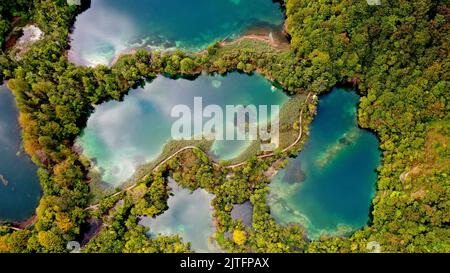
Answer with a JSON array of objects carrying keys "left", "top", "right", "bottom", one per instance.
[
  {"left": 69, "top": 0, "right": 284, "bottom": 66},
  {"left": 0, "top": 85, "right": 41, "bottom": 221},
  {"left": 77, "top": 73, "right": 288, "bottom": 186},
  {"left": 269, "top": 88, "right": 381, "bottom": 239}
]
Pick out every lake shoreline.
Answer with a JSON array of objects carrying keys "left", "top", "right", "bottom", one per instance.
[
  {"left": 67, "top": 0, "right": 287, "bottom": 67},
  {"left": 107, "top": 26, "right": 290, "bottom": 68},
  {"left": 268, "top": 88, "right": 382, "bottom": 240},
  {"left": 0, "top": 84, "right": 41, "bottom": 225},
  {"left": 81, "top": 71, "right": 311, "bottom": 208},
  {"left": 0, "top": 214, "right": 37, "bottom": 231}
]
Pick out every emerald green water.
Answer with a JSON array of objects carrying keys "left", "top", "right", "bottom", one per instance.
[
  {"left": 269, "top": 88, "right": 381, "bottom": 239},
  {"left": 77, "top": 73, "right": 288, "bottom": 186},
  {"left": 69, "top": 0, "right": 284, "bottom": 66},
  {"left": 139, "top": 178, "right": 218, "bottom": 253},
  {"left": 0, "top": 85, "right": 41, "bottom": 221}
]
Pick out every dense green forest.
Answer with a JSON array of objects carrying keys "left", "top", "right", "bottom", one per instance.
[
  {"left": 0, "top": 0, "right": 448, "bottom": 253},
  {"left": 284, "top": 0, "right": 449, "bottom": 252}
]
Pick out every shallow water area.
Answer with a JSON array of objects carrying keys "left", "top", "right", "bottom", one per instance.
[
  {"left": 269, "top": 88, "right": 381, "bottom": 239},
  {"left": 69, "top": 0, "right": 285, "bottom": 66},
  {"left": 77, "top": 73, "right": 289, "bottom": 186}
]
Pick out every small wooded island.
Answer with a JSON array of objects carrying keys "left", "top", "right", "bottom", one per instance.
[{"left": 0, "top": 0, "right": 448, "bottom": 254}]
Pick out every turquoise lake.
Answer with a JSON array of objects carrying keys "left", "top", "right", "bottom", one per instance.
[
  {"left": 0, "top": 85, "right": 41, "bottom": 221},
  {"left": 269, "top": 88, "right": 381, "bottom": 239},
  {"left": 69, "top": 0, "right": 284, "bottom": 66},
  {"left": 77, "top": 73, "right": 288, "bottom": 186},
  {"left": 139, "top": 178, "right": 218, "bottom": 253}
]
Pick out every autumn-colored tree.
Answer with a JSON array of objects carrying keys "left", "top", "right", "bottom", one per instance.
[{"left": 233, "top": 230, "right": 247, "bottom": 246}]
